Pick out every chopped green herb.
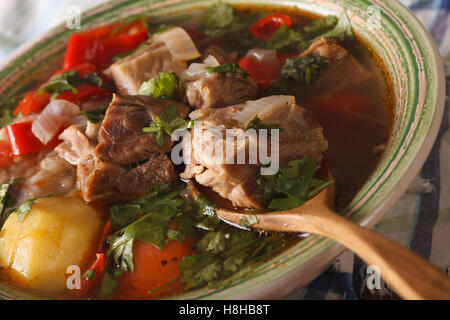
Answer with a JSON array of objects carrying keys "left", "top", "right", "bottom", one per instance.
[
  {"left": 280, "top": 53, "right": 329, "bottom": 85},
  {"left": 239, "top": 215, "right": 259, "bottom": 229},
  {"left": 246, "top": 115, "right": 284, "bottom": 132},
  {"left": 193, "top": 195, "right": 220, "bottom": 231},
  {"left": 100, "top": 268, "right": 120, "bottom": 297},
  {"left": 138, "top": 72, "right": 178, "bottom": 99},
  {"left": 80, "top": 107, "right": 106, "bottom": 123},
  {"left": 0, "top": 178, "right": 21, "bottom": 228},
  {"left": 266, "top": 25, "right": 307, "bottom": 52},
  {"left": 178, "top": 229, "right": 287, "bottom": 290},
  {"left": 205, "top": 63, "right": 249, "bottom": 76},
  {"left": 202, "top": 2, "right": 235, "bottom": 36},
  {"left": 142, "top": 105, "right": 194, "bottom": 147},
  {"left": 101, "top": 182, "right": 185, "bottom": 296},
  {"left": 38, "top": 70, "right": 103, "bottom": 100},
  {"left": 256, "top": 157, "right": 333, "bottom": 210},
  {"left": 303, "top": 15, "right": 338, "bottom": 39},
  {"left": 82, "top": 269, "right": 96, "bottom": 280},
  {"left": 311, "top": 10, "right": 353, "bottom": 43},
  {"left": 15, "top": 199, "right": 35, "bottom": 222},
  {"left": 196, "top": 231, "right": 227, "bottom": 254},
  {"left": 166, "top": 229, "right": 186, "bottom": 242}
]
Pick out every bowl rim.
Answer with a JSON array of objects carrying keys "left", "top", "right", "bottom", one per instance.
[{"left": 0, "top": 0, "right": 445, "bottom": 300}]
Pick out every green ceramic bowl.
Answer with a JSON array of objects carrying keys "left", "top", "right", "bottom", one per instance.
[{"left": 0, "top": 0, "right": 445, "bottom": 299}]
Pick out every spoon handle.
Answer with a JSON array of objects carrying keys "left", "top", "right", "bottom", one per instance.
[
  {"left": 217, "top": 207, "right": 450, "bottom": 299},
  {"left": 297, "top": 207, "right": 450, "bottom": 300}
]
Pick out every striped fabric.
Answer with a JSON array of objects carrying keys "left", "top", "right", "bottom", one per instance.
[{"left": 0, "top": 0, "right": 448, "bottom": 300}]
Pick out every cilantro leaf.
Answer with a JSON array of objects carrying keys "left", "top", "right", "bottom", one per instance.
[
  {"left": 193, "top": 195, "right": 220, "bottom": 231},
  {"left": 142, "top": 105, "right": 194, "bottom": 147},
  {"left": 205, "top": 63, "right": 248, "bottom": 76},
  {"left": 196, "top": 231, "right": 227, "bottom": 254},
  {"left": 266, "top": 25, "right": 307, "bottom": 52},
  {"left": 14, "top": 194, "right": 52, "bottom": 223},
  {"left": 16, "top": 199, "right": 35, "bottom": 222},
  {"left": 179, "top": 253, "right": 222, "bottom": 290},
  {"left": 80, "top": 107, "right": 106, "bottom": 123},
  {"left": 138, "top": 72, "right": 178, "bottom": 99},
  {"left": 246, "top": 116, "right": 284, "bottom": 132},
  {"left": 0, "top": 178, "right": 21, "bottom": 228},
  {"left": 257, "top": 157, "right": 333, "bottom": 210},
  {"left": 303, "top": 15, "right": 338, "bottom": 39},
  {"left": 269, "top": 53, "right": 329, "bottom": 95},
  {"left": 101, "top": 182, "right": 186, "bottom": 296},
  {"left": 178, "top": 228, "right": 288, "bottom": 290},
  {"left": 311, "top": 10, "right": 353, "bottom": 43},
  {"left": 38, "top": 70, "right": 104, "bottom": 100},
  {"left": 280, "top": 53, "right": 329, "bottom": 85},
  {"left": 239, "top": 215, "right": 259, "bottom": 229}
]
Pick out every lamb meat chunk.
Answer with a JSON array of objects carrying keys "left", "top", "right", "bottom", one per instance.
[
  {"left": 300, "top": 38, "right": 372, "bottom": 95},
  {"left": 96, "top": 94, "right": 189, "bottom": 165},
  {"left": 182, "top": 95, "right": 328, "bottom": 209},
  {"left": 82, "top": 154, "right": 177, "bottom": 203},
  {"left": 105, "top": 27, "right": 201, "bottom": 95},
  {"left": 56, "top": 94, "right": 187, "bottom": 203},
  {"left": 105, "top": 41, "right": 187, "bottom": 95},
  {"left": 185, "top": 72, "right": 258, "bottom": 109}
]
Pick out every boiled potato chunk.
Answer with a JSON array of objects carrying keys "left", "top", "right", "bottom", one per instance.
[{"left": 0, "top": 195, "right": 105, "bottom": 294}]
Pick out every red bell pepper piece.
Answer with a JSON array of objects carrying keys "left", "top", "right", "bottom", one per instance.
[
  {"left": 63, "top": 20, "right": 148, "bottom": 71},
  {"left": 13, "top": 63, "right": 101, "bottom": 116},
  {"left": 250, "top": 13, "right": 292, "bottom": 41},
  {"left": 13, "top": 90, "right": 51, "bottom": 116},
  {"left": 97, "top": 220, "right": 113, "bottom": 253},
  {"left": 71, "top": 253, "right": 106, "bottom": 298},
  {"left": 0, "top": 141, "right": 13, "bottom": 168},
  {"left": 57, "top": 84, "right": 110, "bottom": 106},
  {"left": 5, "top": 121, "right": 61, "bottom": 156},
  {"left": 53, "top": 62, "right": 98, "bottom": 78},
  {"left": 238, "top": 57, "right": 280, "bottom": 89}
]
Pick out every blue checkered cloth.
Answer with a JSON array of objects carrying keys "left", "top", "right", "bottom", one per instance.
[{"left": 0, "top": 0, "right": 449, "bottom": 300}]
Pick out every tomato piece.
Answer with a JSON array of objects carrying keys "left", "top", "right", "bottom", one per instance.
[
  {"left": 63, "top": 20, "right": 148, "bottom": 71},
  {"left": 70, "top": 253, "right": 106, "bottom": 299},
  {"left": 0, "top": 141, "right": 12, "bottom": 168},
  {"left": 250, "top": 13, "right": 292, "bottom": 41},
  {"left": 113, "top": 238, "right": 196, "bottom": 300},
  {"left": 5, "top": 121, "right": 61, "bottom": 156},
  {"left": 238, "top": 57, "right": 280, "bottom": 89},
  {"left": 13, "top": 90, "right": 51, "bottom": 116},
  {"left": 57, "top": 84, "right": 110, "bottom": 105}
]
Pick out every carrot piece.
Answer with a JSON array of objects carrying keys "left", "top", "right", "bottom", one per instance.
[{"left": 112, "top": 237, "right": 196, "bottom": 300}]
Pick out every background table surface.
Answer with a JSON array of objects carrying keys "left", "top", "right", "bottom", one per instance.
[{"left": 0, "top": 0, "right": 449, "bottom": 300}]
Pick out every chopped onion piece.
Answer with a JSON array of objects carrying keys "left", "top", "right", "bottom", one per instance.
[
  {"left": 32, "top": 100, "right": 80, "bottom": 145},
  {"left": 153, "top": 27, "right": 201, "bottom": 61},
  {"left": 232, "top": 95, "right": 296, "bottom": 125},
  {"left": 181, "top": 55, "right": 220, "bottom": 82}
]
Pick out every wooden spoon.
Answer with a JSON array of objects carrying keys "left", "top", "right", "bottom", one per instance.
[{"left": 216, "top": 178, "right": 450, "bottom": 300}]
